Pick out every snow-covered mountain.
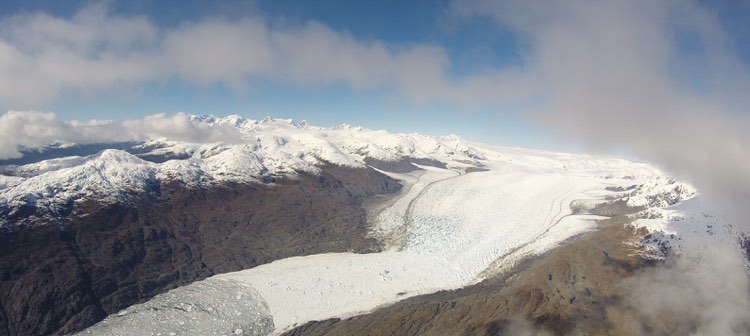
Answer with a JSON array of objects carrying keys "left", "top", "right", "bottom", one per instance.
[
  {"left": 0, "top": 115, "right": 496, "bottom": 228},
  {"left": 0, "top": 116, "right": 730, "bottom": 336},
  {"left": 0, "top": 115, "right": 696, "bottom": 230}
]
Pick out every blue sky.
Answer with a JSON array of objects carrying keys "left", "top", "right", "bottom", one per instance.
[
  {"left": 0, "top": 0, "right": 749, "bottom": 153},
  {"left": 0, "top": 0, "right": 555, "bottom": 150}
]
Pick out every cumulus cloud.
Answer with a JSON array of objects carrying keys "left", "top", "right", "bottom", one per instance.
[
  {"left": 0, "top": 3, "right": 525, "bottom": 109},
  {"left": 162, "top": 18, "right": 272, "bottom": 86},
  {"left": 0, "top": 3, "right": 163, "bottom": 107},
  {"left": 0, "top": 111, "right": 243, "bottom": 159}
]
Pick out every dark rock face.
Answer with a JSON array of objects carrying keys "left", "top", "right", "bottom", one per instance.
[
  {"left": 741, "top": 235, "right": 750, "bottom": 266},
  {"left": 0, "top": 166, "right": 400, "bottom": 336}
]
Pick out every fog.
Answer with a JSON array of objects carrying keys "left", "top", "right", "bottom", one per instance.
[{"left": 454, "top": 0, "right": 750, "bottom": 226}]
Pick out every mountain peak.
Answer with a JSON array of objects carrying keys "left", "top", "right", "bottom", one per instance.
[{"left": 1, "top": 116, "right": 694, "bottom": 230}]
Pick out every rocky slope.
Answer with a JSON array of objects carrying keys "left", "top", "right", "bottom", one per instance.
[{"left": 0, "top": 163, "right": 401, "bottom": 335}]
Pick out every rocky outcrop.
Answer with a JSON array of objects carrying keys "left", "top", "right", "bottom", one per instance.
[{"left": 0, "top": 165, "right": 400, "bottom": 336}]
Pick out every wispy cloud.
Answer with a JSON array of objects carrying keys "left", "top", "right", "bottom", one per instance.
[
  {"left": 621, "top": 244, "right": 750, "bottom": 334},
  {"left": 453, "top": 0, "right": 750, "bottom": 222}
]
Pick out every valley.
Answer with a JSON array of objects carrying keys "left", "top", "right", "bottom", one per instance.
[{"left": 0, "top": 117, "right": 734, "bottom": 335}]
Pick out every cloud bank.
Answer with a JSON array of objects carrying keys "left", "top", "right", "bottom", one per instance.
[
  {"left": 0, "top": 3, "right": 527, "bottom": 109},
  {"left": 453, "top": 0, "right": 750, "bottom": 223},
  {"left": 451, "top": 1, "right": 750, "bottom": 334},
  {"left": 0, "top": 111, "right": 243, "bottom": 159}
]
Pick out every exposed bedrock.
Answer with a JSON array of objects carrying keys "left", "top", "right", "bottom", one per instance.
[{"left": 0, "top": 165, "right": 400, "bottom": 336}]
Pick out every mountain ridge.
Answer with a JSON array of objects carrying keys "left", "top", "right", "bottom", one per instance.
[{"left": 0, "top": 116, "right": 706, "bottom": 335}]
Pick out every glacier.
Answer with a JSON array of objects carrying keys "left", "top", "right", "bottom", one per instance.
[{"left": 0, "top": 115, "right": 722, "bottom": 335}]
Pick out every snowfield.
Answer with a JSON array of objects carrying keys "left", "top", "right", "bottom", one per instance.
[{"left": 2, "top": 116, "right": 713, "bottom": 335}]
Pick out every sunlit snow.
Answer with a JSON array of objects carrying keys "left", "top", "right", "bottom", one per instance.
[{"left": 3, "top": 116, "right": 700, "bottom": 335}]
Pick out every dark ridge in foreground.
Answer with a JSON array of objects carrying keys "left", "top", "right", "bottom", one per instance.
[
  {"left": 0, "top": 165, "right": 400, "bottom": 336},
  {"left": 284, "top": 215, "right": 662, "bottom": 336}
]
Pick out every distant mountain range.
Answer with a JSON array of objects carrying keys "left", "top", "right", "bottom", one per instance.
[{"left": 0, "top": 116, "right": 733, "bottom": 336}]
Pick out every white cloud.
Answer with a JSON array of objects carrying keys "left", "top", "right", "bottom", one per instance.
[
  {"left": 163, "top": 18, "right": 272, "bottom": 86},
  {"left": 121, "top": 112, "right": 244, "bottom": 144},
  {"left": 621, "top": 244, "right": 750, "bottom": 334},
  {"left": 0, "top": 3, "right": 521, "bottom": 109},
  {"left": 0, "top": 111, "right": 243, "bottom": 159},
  {"left": 453, "top": 0, "right": 750, "bottom": 222},
  {"left": 0, "top": 4, "right": 163, "bottom": 107}
]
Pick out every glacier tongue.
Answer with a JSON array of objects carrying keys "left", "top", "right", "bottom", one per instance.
[
  {"left": 74, "top": 130, "right": 703, "bottom": 335},
  {"left": 75, "top": 278, "right": 274, "bottom": 336}
]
